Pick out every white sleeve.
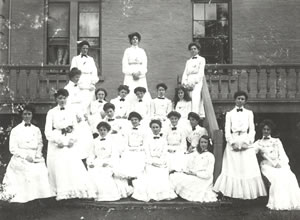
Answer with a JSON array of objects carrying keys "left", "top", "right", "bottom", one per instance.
[
  {"left": 70, "top": 56, "right": 78, "bottom": 70},
  {"left": 181, "top": 61, "right": 189, "bottom": 85},
  {"left": 90, "top": 57, "right": 99, "bottom": 84},
  {"left": 225, "top": 112, "right": 233, "bottom": 145},
  {"left": 122, "top": 49, "right": 131, "bottom": 75},
  {"left": 247, "top": 111, "right": 255, "bottom": 144},
  {"left": 139, "top": 49, "right": 148, "bottom": 76}
]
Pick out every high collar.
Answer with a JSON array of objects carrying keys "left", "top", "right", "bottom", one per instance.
[{"left": 131, "top": 45, "right": 139, "bottom": 49}]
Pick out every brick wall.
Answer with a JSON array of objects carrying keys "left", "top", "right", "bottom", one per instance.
[
  {"left": 10, "top": 0, "right": 44, "bottom": 64},
  {"left": 232, "top": 0, "right": 300, "bottom": 64}
]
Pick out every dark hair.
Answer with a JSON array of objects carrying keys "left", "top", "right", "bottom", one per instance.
[
  {"left": 96, "top": 121, "right": 111, "bottom": 132},
  {"left": 188, "top": 112, "right": 201, "bottom": 122},
  {"left": 69, "top": 67, "right": 81, "bottom": 79},
  {"left": 128, "top": 111, "right": 142, "bottom": 121},
  {"left": 188, "top": 42, "right": 201, "bottom": 51},
  {"left": 156, "top": 83, "right": 168, "bottom": 90},
  {"left": 54, "top": 88, "right": 69, "bottom": 98},
  {"left": 128, "top": 32, "right": 141, "bottom": 44},
  {"left": 78, "top": 40, "right": 90, "bottom": 48},
  {"left": 20, "top": 104, "right": 35, "bottom": 115},
  {"left": 167, "top": 111, "right": 181, "bottom": 119},
  {"left": 95, "top": 88, "right": 108, "bottom": 99},
  {"left": 117, "top": 85, "right": 130, "bottom": 93},
  {"left": 196, "top": 135, "right": 212, "bottom": 153},
  {"left": 134, "top": 87, "right": 147, "bottom": 94},
  {"left": 259, "top": 119, "right": 276, "bottom": 133},
  {"left": 173, "top": 86, "right": 191, "bottom": 108},
  {"left": 234, "top": 90, "right": 248, "bottom": 101},
  {"left": 103, "top": 103, "right": 115, "bottom": 112},
  {"left": 149, "top": 119, "right": 162, "bottom": 128}
]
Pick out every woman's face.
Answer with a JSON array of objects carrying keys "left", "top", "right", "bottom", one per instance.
[
  {"left": 56, "top": 95, "right": 67, "bottom": 107},
  {"left": 157, "top": 87, "right": 166, "bottom": 97},
  {"left": 131, "top": 36, "right": 139, "bottom": 46},
  {"left": 262, "top": 125, "right": 272, "bottom": 137},
  {"left": 71, "top": 74, "right": 80, "bottom": 84},
  {"left": 151, "top": 123, "right": 161, "bottom": 135},
  {"left": 189, "top": 117, "right": 198, "bottom": 128},
  {"left": 169, "top": 116, "right": 179, "bottom": 126},
  {"left": 190, "top": 45, "right": 199, "bottom": 57},
  {"left": 98, "top": 126, "right": 108, "bottom": 137},
  {"left": 81, "top": 45, "right": 89, "bottom": 55},
  {"left": 105, "top": 108, "right": 114, "bottom": 118},
  {"left": 135, "top": 91, "right": 144, "bottom": 100},
  {"left": 119, "top": 89, "right": 128, "bottom": 98},
  {"left": 199, "top": 138, "right": 208, "bottom": 152},
  {"left": 131, "top": 117, "right": 140, "bottom": 127},
  {"left": 177, "top": 89, "right": 185, "bottom": 100},
  {"left": 235, "top": 95, "right": 246, "bottom": 108},
  {"left": 97, "top": 90, "right": 106, "bottom": 100},
  {"left": 22, "top": 110, "right": 32, "bottom": 123}
]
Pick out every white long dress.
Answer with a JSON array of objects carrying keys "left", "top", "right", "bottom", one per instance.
[
  {"left": 253, "top": 137, "right": 300, "bottom": 210},
  {"left": 181, "top": 54, "right": 205, "bottom": 117},
  {"left": 131, "top": 134, "right": 177, "bottom": 202},
  {"left": 65, "top": 81, "right": 94, "bottom": 160},
  {"left": 117, "top": 124, "right": 146, "bottom": 179},
  {"left": 87, "top": 135, "right": 132, "bottom": 201},
  {"left": 186, "top": 125, "right": 208, "bottom": 150},
  {"left": 122, "top": 45, "right": 151, "bottom": 101},
  {"left": 170, "top": 151, "right": 217, "bottom": 202},
  {"left": 45, "top": 105, "right": 95, "bottom": 200},
  {"left": 1, "top": 122, "right": 54, "bottom": 203},
  {"left": 70, "top": 54, "right": 99, "bottom": 111},
  {"left": 213, "top": 106, "right": 267, "bottom": 199},
  {"left": 165, "top": 124, "right": 187, "bottom": 172}
]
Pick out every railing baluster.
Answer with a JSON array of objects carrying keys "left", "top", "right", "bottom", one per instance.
[
  {"left": 227, "top": 69, "right": 232, "bottom": 99},
  {"left": 296, "top": 68, "right": 300, "bottom": 98},
  {"left": 26, "top": 69, "right": 30, "bottom": 99},
  {"left": 256, "top": 68, "right": 261, "bottom": 98},
  {"left": 208, "top": 69, "right": 212, "bottom": 95},
  {"left": 246, "top": 69, "right": 251, "bottom": 96},
  {"left": 218, "top": 69, "right": 222, "bottom": 99},
  {"left": 237, "top": 69, "right": 241, "bottom": 91},
  {"left": 275, "top": 68, "right": 281, "bottom": 98},
  {"left": 266, "top": 69, "right": 271, "bottom": 98},
  {"left": 16, "top": 68, "right": 20, "bottom": 99},
  {"left": 56, "top": 72, "right": 59, "bottom": 89},
  {"left": 286, "top": 68, "right": 290, "bottom": 98},
  {"left": 36, "top": 68, "right": 41, "bottom": 99}
]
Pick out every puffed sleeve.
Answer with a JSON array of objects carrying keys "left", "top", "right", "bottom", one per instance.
[
  {"left": 252, "top": 140, "right": 261, "bottom": 154},
  {"left": 181, "top": 60, "right": 189, "bottom": 85},
  {"left": 86, "top": 141, "right": 96, "bottom": 167},
  {"left": 9, "top": 127, "right": 25, "bottom": 158},
  {"left": 35, "top": 127, "right": 44, "bottom": 158},
  {"left": 166, "top": 100, "right": 172, "bottom": 116},
  {"left": 70, "top": 56, "right": 78, "bottom": 70},
  {"left": 197, "top": 57, "right": 206, "bottom": 82},
  {"left": 90, "top": 57, "right": 99, "bottom": 85},
  {"left": 44, "top": 109, "right": 60, "bottom": 144},
  {"left": 122, "top": 48, "right": 131, "bottom": 75},
  {"left": 276, "top": 138, "right": 289, "bottom": 166},
  {"left": 247, "top": 111, "right": 255, "bottom": 144},
  {"left": 225, "top": 111, "right": 233, "bottom": 145},
  {"left": 139, "top": 48, "right": 148, "bottom": 76}
]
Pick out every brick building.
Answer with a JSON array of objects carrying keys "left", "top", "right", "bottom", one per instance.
[{"left": 1, "top": 0, "right": 299, "bottom": 98}]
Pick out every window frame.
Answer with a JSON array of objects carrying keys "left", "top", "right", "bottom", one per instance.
[{"left": 192, "top": 0, "right": 232, "bottom": 64}]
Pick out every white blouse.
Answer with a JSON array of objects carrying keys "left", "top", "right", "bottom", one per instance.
[
  {"left": 181, "top": 54, "right": 206, "bottom": 87},
  {"left": 122, "top": 46, "right": 147, "bottom": 76},
  {"left": 174, "top": 100, "right": 192, "bottom": 119}
]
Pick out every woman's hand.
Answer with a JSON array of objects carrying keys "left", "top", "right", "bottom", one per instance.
[
  {"left": 25, "top": 156, "right": 34, "bottom": 163},
  {"left": 89, "top": 164, "right": 94, "bottom": 168}
]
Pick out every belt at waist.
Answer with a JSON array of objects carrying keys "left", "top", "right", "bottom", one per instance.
[{"left": 231, "top": 131, "right": 247, "bottom": 135}]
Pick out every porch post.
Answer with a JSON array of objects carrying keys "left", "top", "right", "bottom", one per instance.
[{"left": 0, "top": 0, "right": 8, "bottom": 64}]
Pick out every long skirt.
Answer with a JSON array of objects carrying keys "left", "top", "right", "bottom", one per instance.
[
  {"left": 47, "top": 142, "right": 96, "bottom": 200},
  {"left": 213, "top": 140, "right": 267, "bottom": 199},
  {"left": 1, "top": 156, "right": 54, "bottom": 203},
  {"left": 261, "top": 162, "right": 300, "bottom": 210}
]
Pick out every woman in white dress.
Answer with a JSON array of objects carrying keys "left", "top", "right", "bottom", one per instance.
[
  {"left": 170, "top": 135, "right": 217, "bottom": 202},
  {"left": 87, "top": 121, "right": 132, "bottom": 201},
  {"left": 253, "top": 119, "right": 300, "bottom": 210},
  {"left": 45, "top": 89, "right": 95, "bottom": 200},
  {"left": 213, "top": 91, "right": 267, "bottom": 200},
  {"left": 89, "top": 88, "right": 108, "bottom": 122},
  {"left": 1, "top": 105, "right": 54, "bottom": 203},
  {"left": 131, "top": 120, "right": 177, "bottom": 202},
  {"left": 181, "top": 42, "right": 206, "bottom": 118},
  {"left": 173, "top": 86, "right": 192, "bottom": 128},
  {"left": 122, "top": 32, "right": 151, "bottom": 101}
]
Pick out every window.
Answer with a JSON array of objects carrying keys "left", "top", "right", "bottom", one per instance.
[
  {"left": 46, "top": 0, "right": 101, "bottom": 71},
  {"left": 192, "top": 0, "right": 231, "bottom": 64}
]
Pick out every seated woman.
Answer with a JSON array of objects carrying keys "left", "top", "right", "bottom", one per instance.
[
  {"left": 131, "top": 120, "right": 177, "bottom": 202},
  {"left": 170, "top": 135, "right": 217, "bottom": 202},
  {"left": 253, "top": 119, "right": 300, "bottom": 210},
  {"left": 1, "top": 105, "right": 54, "bottom": 203},
  {"left": 87, "top": 121, "right": 132, "bottom": 201}
]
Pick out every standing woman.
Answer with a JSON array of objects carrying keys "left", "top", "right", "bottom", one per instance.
[
  {"left": 1, "top": 105, "right": 54, "bottom": 203},
  {"left": 122, "top": 32, "right": 151, "bottom": 101},
  {"left": 45, "top": 89, "right": 95, "bottom": 200},
  {"left": 181, "top": 42, "right": 206, "bottom": 118},
  {"left": 71, "top": 41, "right": 99, "bottom": 112}
]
